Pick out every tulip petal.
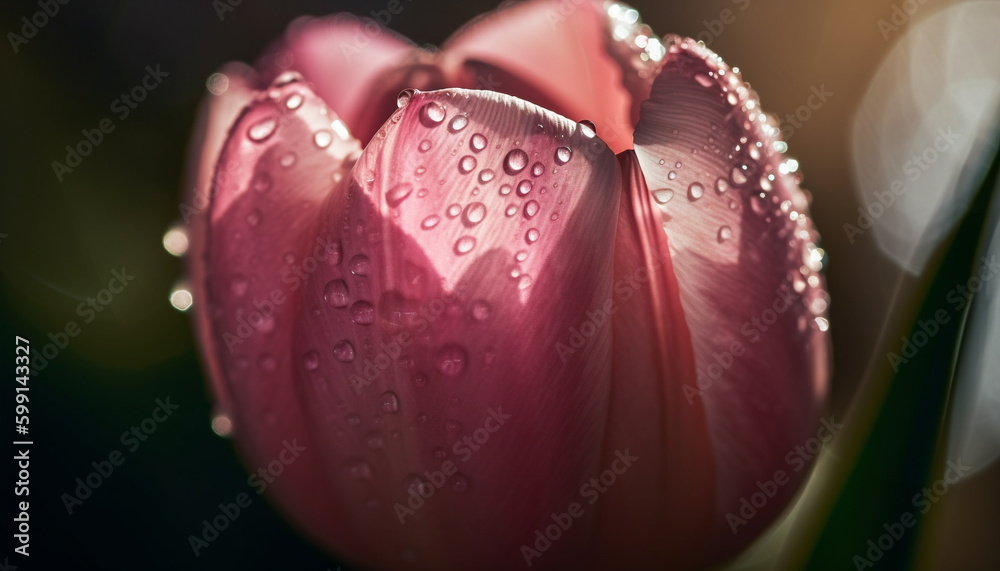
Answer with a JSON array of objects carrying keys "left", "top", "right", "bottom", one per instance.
[
  {"left": 442, "top": 0, "right": 668, "bottom": 153},
  {"left": 631, "top": 39, "right": 829, "bottom": 550},
  {"left": 197, "top": 76, "right": 363, "bottom": 554},
  {"left": 182, "top": 62, "right": 258, "bottom": 415},
  {"left": 257, "top": 14, "right": 418, "bottom": 145},
  {"left": 291, "top": 88, "right": 620, "bottom": 569}
]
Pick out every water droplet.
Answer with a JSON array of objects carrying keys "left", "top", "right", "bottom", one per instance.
[
  {"left": 471, "top": 300, "right": 491, "bottom": 321},
  {"left": 350, "top": 301, "right": 375, "bottom": 325},
  {"left": 446, "top": 203, "right": 462, "bottom": 218},
  {"left": 687, "top": 182, "right": 704, "bottom": 201},
  {"left": 531, "top": 162, "right": 545, "bottom": 177},
  {"left": 366, "top": 432, "right": 385, "bottom": 450},
  {"left": 350, "top": 254, "right": 371, "bottom": 276},
  {"left": 751, "top": 193, "right": 770, "bottom": 215},
  {"left": 525, "top": 228, "right": 540, "bottom": 244},
  {"left": 386, "top": 183, "right": 413, "bottom": 207},
  {"left": 330, "top": 340, "right": 355, "bottom": 363},
  {"left": 397, "top": 88, "right": 415, "bottom": 108},
  {"left": 251, "top": 172, "right": 272, "bottom": 193},
  {"left": 499, "top": 184, "right": 512, "bottom": 196},
  {"left": 716, "top": 177, "right": 729, "bottom": 194},
  {"left": 347, "top": 414, "right": 361, "bottom": 427},
  {"left": 346, "top": 459, "right": 373, "bottom": 480},
  {"left": 413, "top": 373, "right": 428, "bottom": 388},
  {"left": 248, "top": 117, "right": 277, "bottom": 142},
  {"left": 444, "top": 419, "right": 462, "bottom": 432},
  {"left": 504, "top": 149, "right": 529, "bottom": 174},
  {"left": 418, "top": 139, "right": 432, "bottom": 152},
  {"left": 515, "top": 251, "right": 528, "bottom": 262},
  {"left": 324, "top": 279, "right": 349, "bottom": 308},
  {"left": 421, "top": 102, "right": 446, "bottom": 125},
  {"left": 458, "top": 155, "right": 477, "bottom": 174},
  {"left": 577, "top": 120, "right": 597, "bottom": 138},
  {"left": 505, "top": 205, "right": 517, "bottom": 217},
  {"left": 477, "top": 169, "right": 496, "bottom": 184},
  {"left": 435, "top": 344, "right": 468, "bottom": 377},
  {"left": 454, "top": 236, "right": 477, "bottom": 255},
  {"left": 285, "top": 92, "right": 303, "bottom": 109},
  {"left": 451, "top": 474, "right": 470, "bottom": 493},
  {"left": 279, "top": 152, "right": 297, "bottom": 168},
  {"left": 555, "top": 146, "right": 572, "bottom": 165},
  {"left": 449, "top": 114, "right": 469, "bottom": 132},
  {"left": 517, "top": 180, "right": 533, "bottom": 196},
  {"left": 517, "top": 274, "right": 533, "bottom": 290},
  {"left": 694, "top": 73, "right": 715, "bottom": 88},
  {"left": 405, "top": 474, "right": 433, "bottom": 495},
  {"left": 462, "top": 202, "right": 487, "bottom": 226},
  {"left": 652, "top": 189, "right": 673, "bottom": 204},
  {"left": 302, "top": 350, "right": 320, "bottom": 371},
  {"left": 421, "top": 215, "right": 440, "bottom": 230},
  {"left": 314, "top": 130, "right": 333, "bottom": 148},
  {"left": 815, "top": 317, "right": 830, "bottom": 332},
  {"left": 379, "top": 391, "right": 400, "bottom": 414},
  {"left": 675, "top": 161, "right": 683, "bottom": 168},
  {"left": 211, "top": 413, "right": 233, "bottom": 437},
  {"left": 667, "top": 170, "right": 677, "bottom": 180},
  {"left": 245, "top": 209, "right": 262, "bottom": 226},
  {"left": 717, "top": 226, "right": 732, "bottom": 242},
  {"left": 231, "top": 276, "right": 248, "bottom": 297},
  {"left": 470, "top": 133, "right": 487, "bottom": 152},
  {"left": 731, "top": 166, "right": 748, "bottom": 186},
  {"left": 523, "top": 200, "right": 540, "bottom": 218}
]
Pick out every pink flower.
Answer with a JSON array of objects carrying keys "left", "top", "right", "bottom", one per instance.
[{"left": 183, "top": 1, "right": 829, "bottom": 568}]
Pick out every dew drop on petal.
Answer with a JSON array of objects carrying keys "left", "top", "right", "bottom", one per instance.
[
  {"left": 478, "top": 169, "right": 495, "bottom": 184},
  {"left": 499, "top": 184, "right": 512, "bottom": 196},
  {"left": 386, "top": 183, "right": 413, "bottom": 207},
  {"left": 397, "top": 88, "right": 415, "bottom": 108},
  {"left": 517, "top": 274, "right": 533, "bottom": 290},
  {"left": 421, "top": 215, "right": 440, "bottom": 230},
  {"left": 454, "top": 236, "right": 477, "bottom": 255},
  {"left": 652, "top": 189, "right": 673, "bottom": 204},
  {"left": 302, "top": 350, "right": 320, "bottom": 371},
  {"left": 462, "top": 202, "right": 487, "bottom": 226},
  {"left": 314, "top": 130, "right": 333, "bottom": 148},
  {"left": 346, "top": 459, "right": 373, "bottom": 480},
  {"left": 470, "top": 133, "right": 487, "bottom": 152},
  {"left": 333, "top": 339, "right": 356, "bottom": 362},
  {"left": 447, "top": 203, "right": 462, "bottom": 218},
  {"left": 418, "top": 139, "right": 432, "bottom": 152},
  {"left": 449, "top": 114, "right": 469, "bottom": 132},
  {"left": 687, "top": 182, "right": 704, "bottom": 201},
  {"left": 555, "top": 146, "right": 572, "bottom": 165},
  {"left": 716, "top": 177, "right": 729, "bottom": 194},
  {"left": 324, "top": 279, "right": 349, "bottom": 308},
  {"left": 350, "top": 301, "right": 376, "bottom": 325},
  {"left": 471, "top": 300, "right": 491, "bottom": 321},
  {"left": 350, "top": 254, "right": 371, "bottom": 276},
  {"left": 523, "top": 200, "right": 540, "bottom": 219},
  {"left": 731, "top": 166, "right": 748, "bottom": 186},
  {"left": 252, "top": 172, "right": 272, "bottom": 193},
  {"left": 366, "top": 432, "right": 385, "bottom": 450},
  {"left": 458, "top": 155, "right": 477, "bottom": 174},
  {"left": 505, "top": 205, "right": 517, "bottom": 217},
  {"left": 577, "top": 120, "right": 597, "bottom": 138},
  {"left": 346, "top": 414, "right": 361, "bottom": 427},
  {"left": 504, "top": 149, "right": 529, "bottom": 174},
  {"left": 245, "top": 209, "right": 262, "bottom": 226},
  {"left": 435, "top": 344, "right": 468, "bottom": 377},
  {"left": 531, "top": 162, "right": 545, "bottom": 177},
  {"left": 517, "top": 180, "right": 533, "bottom": 196},
  {"left": 285, "top": 92, "right": 303, "bottom": 109},
  {"left": 248, "top": 117, "right": 277, "bottom": 142},
  {"left": 525, "top": 228, "right": 540, "bottom": 244},
  {"left": 421, "top": 102, "right": 446, "bottom": 124},
  {"left": 718, "top": 226, "right": 732, "bottom": 242},
  {"left": 379, "top": 391, "right": 400, "bottom": 414},
  {"left": 279, "top": 152, "right": 297, "bottom": 168}
]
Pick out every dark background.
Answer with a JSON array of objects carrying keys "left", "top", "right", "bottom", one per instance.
[{"left": 1, "top": 0, "right": 997, "bottom": 569}]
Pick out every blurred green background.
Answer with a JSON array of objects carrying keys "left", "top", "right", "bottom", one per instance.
[{"left": 1, "top": 0, "right": 998, "bottom": 569}]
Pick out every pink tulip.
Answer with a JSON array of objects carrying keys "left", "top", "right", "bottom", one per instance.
[{"left": 183, "top": 1, "right": 829, "bottom": 569}]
